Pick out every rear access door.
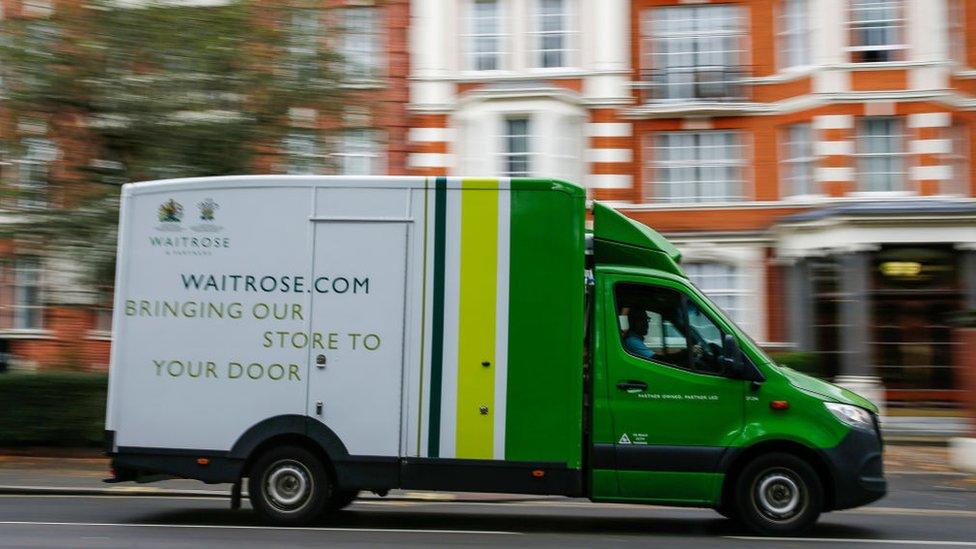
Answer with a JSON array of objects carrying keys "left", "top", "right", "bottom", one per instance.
[{"left": 306, "top": 220, "right": 409, "bottom": 457}]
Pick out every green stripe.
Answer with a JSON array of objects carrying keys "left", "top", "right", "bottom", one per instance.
[
  {"left": 427, "top": 176, "right": 447, "bottom": 458},
  {"left": 505, "top": 180, "right": 586, "bottom": 467}
]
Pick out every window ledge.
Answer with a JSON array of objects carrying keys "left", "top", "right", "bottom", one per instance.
[
  {"left": 341, "top": 78, "right": 387, "bottom": 90},
  {"left": 87, "top": 330, "right": 112, "bottom": 341},
  {"left": 448, "top": 68, "right": 628, "bottom": 82},
  {"left": 746, "top": 66, "right": 815, "bottom": 84},
  {"left": 0, "top": 329, "right": 54, "bottom": 340},
  {"left": 826, "top": 60, "right": 948, "bottom": 72},
  {"left": 623, "top": 101, "right": 773, "bottom": 119},
  {"left": 621, "top": 195, "right": 975, "bottom": 211},
  {"left": 952, "top": 69, "right": 976, "bottom": 79},
  {"left": 845, "top": 191, "right": 917, "bottom": 199}
]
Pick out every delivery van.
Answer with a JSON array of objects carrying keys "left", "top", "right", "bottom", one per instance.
[{"left": 105, "top": 176, "right": 886, "bottom": 535}]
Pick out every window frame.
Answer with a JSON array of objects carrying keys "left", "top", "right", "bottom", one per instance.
[
  {"left": 776, "top": 0, "right": 811, "bottom": 70},
  {"left": 682, "top": 262, "right": 750, "bottom": 331},
  {"left": 285, "top": 8, "right": 322, "bottom": 82},
  {"left": 341, "top": 6, "right": 384, "bottom": 82},
  {"left": 333, "top": 127, "right": 386, "bottom": 176},
  {"left": 847, "top": 0, "right": 907, "bottom": 63},
  {"left": 639, "top": 4, "right": 748, "bottom": 102},
  {"left": 1, "top": 257, "right": 45, "bottom": 332},
  {"left": 500, "top": 116, "right": 534, "bottom": 177},
  {"left": 780, "top": 122, "right": 819, "bottom": 199},
  {"left": 530, "top": 0, "right": 577, "bottom": 69},
  {"left": 16, "top": 137, "right": 56, "bottom": 210},
  {"left": 463, "top": 0, "right": 506, "bottom": 72},
  {"left": 948, "top": 0, "right": 966, "bottom": 67},
  {"left": 645, "top": 130, "right": 747, "bottom": 204},
  {"left": 854, "top": 116, "right": 908, "bottom": 194},
  {"left": 282, "top": 130, "right": 326, "bottom": 175}
]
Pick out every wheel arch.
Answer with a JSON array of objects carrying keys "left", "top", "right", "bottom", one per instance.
[
  {"left": 719, "top": 439, "right": 836, "bottom": 511},
  {"left": 230, "top": 415, "right": 349, "bottom": 481}
]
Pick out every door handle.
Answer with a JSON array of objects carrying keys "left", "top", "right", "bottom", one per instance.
[{"left": 616, "top": 380, "right": 648, "bottom": 393}]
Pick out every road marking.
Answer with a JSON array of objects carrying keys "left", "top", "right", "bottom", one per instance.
[
  {"left": 0, "top": 521, "right": 520, "bottom": 536},
  {"left": 0, "top": 494, "right": 228, "bottom": 501},
  {"left": 887, "top": 471, "right": 970, "bottom": 476},
  {"left": 850, "top": 507, "right": 976, "bottom": 518},
  {"left": 3, "top": 494, "right": 976, "bottom": 519},
  {"left": 729, "top": 536, "right": 976, "bottom": 546}
]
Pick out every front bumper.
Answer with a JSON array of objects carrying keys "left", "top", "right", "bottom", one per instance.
[{"left": 821, "top": 423, "right": 887, "bottom": 510}]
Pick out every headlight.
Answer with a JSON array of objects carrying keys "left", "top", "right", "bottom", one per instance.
[{"left": 825, "top": 402, "right": 874, "bottom": 430}]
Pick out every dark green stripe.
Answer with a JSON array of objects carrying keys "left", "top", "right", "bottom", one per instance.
[{"left": 427, "top": 176, "right": 447, "bottom": 458}]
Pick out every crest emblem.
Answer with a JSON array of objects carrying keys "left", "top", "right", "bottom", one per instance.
[
  {"left": 198, "top": 198, "right": 218, "bottom": 221},
  {"left": 158, "top": 199, "right": 183, "bottom": 223}
]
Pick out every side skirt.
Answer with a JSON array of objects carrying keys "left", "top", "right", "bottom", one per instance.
[{"left": 109, "top": 448, "right": 583, "bottom": 497}]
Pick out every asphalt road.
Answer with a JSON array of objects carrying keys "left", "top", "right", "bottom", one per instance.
[{"left": 1, "top": 473, "right": 974, "bottom": 548}]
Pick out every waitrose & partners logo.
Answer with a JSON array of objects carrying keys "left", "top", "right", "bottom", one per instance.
[{"left": 151, "top": 197, "right": 230, "bottom": 255}]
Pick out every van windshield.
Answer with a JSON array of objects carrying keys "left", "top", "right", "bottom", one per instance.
[{"left": 685, "top": 278, "right": 777, "bottom": 368}]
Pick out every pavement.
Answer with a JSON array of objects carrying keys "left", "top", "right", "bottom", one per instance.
[
  {"left": 882, "top": 415, "right": 972, "bottom": 439},
  {"left": 0, "top": 447, "right": 973, "bottom": 547}
]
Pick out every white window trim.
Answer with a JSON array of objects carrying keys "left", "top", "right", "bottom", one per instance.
[
  {"left": 282, "top": 131, "right": 326, "bottom": 175},
  {"left": 342, "top": 6, "right": 385, "bottom": 83},
  {"left": 499, "top": 115, "right": 535, "bottom": 177},
  {"left": 333, "top": 128, "right": 386, "bottom": 176},
  {"left": 775, "top": 0, "right": 812, "bottom": 72},
  {"left": 684, "top": 262, "right": 750, "bottom": 329},
  {"left": 644, "top": 130, "right": 748, "bottom": 204},
  {"left": 2, "top": 258, "right": 45, "bottom": 332},
  {"left": 947, "top": 0, "right": 965, "bottom": 67},
  {"left": 853, "top": 116, "right": 911, "bottom": 194},
  {"left": 780, "top": 123, "right": 822, "bottom": 199},
  {"left": 528, "top": 0, "right": 578, "bottom": 71},
  {"left": 640, "top": 4, "right": 749, "bottom": 103},
  {"left": 846, "top": 0, "right": 907, "bottom": 63},
  {"left": 462, "top": 0, "right": 508, "bottom": 73}
]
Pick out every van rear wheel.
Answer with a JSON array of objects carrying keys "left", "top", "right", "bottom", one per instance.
[
  {"left": 249, "top": 446, "right": 329, "bottom": 525},
  {"left": 734, "top": 452, "right": 823, "bottom": 535}
]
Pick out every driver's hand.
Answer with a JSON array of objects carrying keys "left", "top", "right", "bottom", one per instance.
[{"left": 692, "top": 344, "right": 703, "bottom": 357}]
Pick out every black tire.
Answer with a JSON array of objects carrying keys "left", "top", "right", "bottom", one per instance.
[
  {"left": 248, "top": 445, "right": 330, "bottom": 526},
  {"left": 326, "top": 489, "right": 359, "bottom": 512},
  {"left": 733, "top": 452, "right": 823, "bottom": 536}
]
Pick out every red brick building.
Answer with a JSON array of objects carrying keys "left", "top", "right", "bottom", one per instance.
[
  {"left": 408, "top": 0, "right": 976, "bottom": 406},
  {"left": 0, "top": 0, "right": 410, "bottom": 371}
]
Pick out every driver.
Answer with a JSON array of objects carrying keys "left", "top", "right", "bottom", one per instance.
[
  {"left": 623, "top": 308, "right": 703, "bottom": 363},
  {"left": 623, "top": 308, "right": 656, "bottom": 359}
]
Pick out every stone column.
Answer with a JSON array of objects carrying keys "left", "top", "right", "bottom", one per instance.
[
  {"left": 961, "top": 248, "right": 976, "bottom": 311},
  {"left": 786, "top": 258, "right": 815, "bottom": 352},
  {"left": 834, "top": 251, "right": 887, "bottom": 417}
]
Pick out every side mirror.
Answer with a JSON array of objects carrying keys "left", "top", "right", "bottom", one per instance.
[{"left": 720, "top": 334, "right": 746, "bottom": 378}]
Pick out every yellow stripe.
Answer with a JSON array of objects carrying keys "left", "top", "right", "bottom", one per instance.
[{"left": 455, "top": 178, "right": 498, "bottom": 459}]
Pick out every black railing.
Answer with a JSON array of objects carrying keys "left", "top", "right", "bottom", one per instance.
[{"left": 638, "top": 66, "right": 749, "bottom": 103}]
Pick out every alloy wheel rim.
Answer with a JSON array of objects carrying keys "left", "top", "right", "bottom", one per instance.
[
  {"left": 265, "top": 459, "right": 313, "bottom": 513},
  {"left": 754, "top": 469, "right": 804, "bottom": 521}
]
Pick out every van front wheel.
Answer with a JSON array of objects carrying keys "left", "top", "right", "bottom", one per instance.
[
  {"left": 249, "top": 446, "right": 330, "bottom": 525},
  {"left": 734, "top": 452, "right": 823, "bottom": 535}
]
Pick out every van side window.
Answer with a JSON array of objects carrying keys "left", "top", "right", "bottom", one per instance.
[
  {"left": 614, "top": 283, "right": 689, "bottom": 370},
  {"left": 614, "top": 282, "right": 730, "bottom": 376}
]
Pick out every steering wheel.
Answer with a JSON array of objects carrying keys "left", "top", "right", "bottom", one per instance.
[{"left": 692, "top": 340, "right": 722, "bottom": 372}]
